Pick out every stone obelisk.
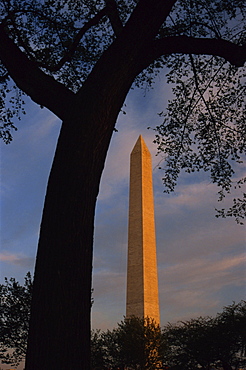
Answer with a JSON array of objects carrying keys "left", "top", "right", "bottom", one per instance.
[{"left": 126, "top": 135, "right": 160, "bottom": 324}]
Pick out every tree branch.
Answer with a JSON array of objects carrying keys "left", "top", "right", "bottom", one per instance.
[
  {"left": 139, "top": 36, "right": 246, "bottom": 73},
  {"left": 2, "top": 7, "right": 108, "bottom": 72},
  {"left": 0, "top": 24, "right": 74, "bottom": 121},
  {"left": 37, "top": 7, "right": 108, "bottom": 72},
  {"left": 39, "top": 1, "right": 123, "bottom": 72},
  {"left": 0, "top": 72, "right": 9, "bottom": 82},
  {"left": 189, "top": 53, "right": 224, "bottom": 170},
  {"left": 104, "top": 0, "right": 123, "bottom": 36}
]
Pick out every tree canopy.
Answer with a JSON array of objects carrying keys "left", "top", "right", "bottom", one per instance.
[
  {"left": 93, "top": 302, "right": 246, "bottom": 370},
  {"left": 91, "top": 302, "right": 246, "bottom": 370},
  {"left": 0, "top": 1, "right": 245, "bottom": 368},
  {"left": 91, "top": 316, "right": 165, "bottom": 369}
]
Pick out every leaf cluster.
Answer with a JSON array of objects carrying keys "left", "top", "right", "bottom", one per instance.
[
  {"left": 0, "top": 69, "right": 25, "bottom": 144},
  {"left": 153, "top": 53, "right": 245, "bottom": 223},
  {"left": 0, "top": 272, "right": 32, "bottom": 367}
]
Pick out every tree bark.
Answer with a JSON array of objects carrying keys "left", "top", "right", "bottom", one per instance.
[
  {"left": 25, "top": 126, "right": 95, "bottom": 368},
  {"left": 25, "top": 110, "right": 115, "bottom": 369}
]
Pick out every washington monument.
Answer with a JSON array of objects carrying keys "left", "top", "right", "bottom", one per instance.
[{"left": 126, "top": 135, "right": 160, "bottom": 324}]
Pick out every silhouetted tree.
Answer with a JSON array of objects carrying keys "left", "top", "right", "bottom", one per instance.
[
  {"left": 91, "top": 329, "right": 108, "bottom": 370},
  {"left": 162, "top": 301, "right": 246, "bottom": 370},
  {"left": 1, "top": 273, "right": 245, "bottom": 370},
  {"left": 91, "top": 317, "right": 165, "bottom": 369},
  {"left": 0, "top": 273, "right": 32, "bottom": 367},
  {"left": 0, "top": 1, "right": 245, "bottom": 368}
]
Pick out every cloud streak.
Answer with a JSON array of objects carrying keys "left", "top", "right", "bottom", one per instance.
[
  {"left": 159, "top": 253, "right": 246, "bottom": 288},
  {"left": 0, "top": 251, "right": 34, "bottom": 268}
]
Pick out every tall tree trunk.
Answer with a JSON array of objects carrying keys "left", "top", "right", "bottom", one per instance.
[
  {"left": 25, "top": 61, "right": 136, "bottom": 368},
  {"left": 25, "top": 133, "right": 94, "bottom": 368}
]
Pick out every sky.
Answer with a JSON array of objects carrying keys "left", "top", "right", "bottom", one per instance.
[{"left": 0, "top": 71, "right": 245, "bottom": 364}]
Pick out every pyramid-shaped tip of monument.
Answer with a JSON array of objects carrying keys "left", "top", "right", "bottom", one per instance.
[
  {"left": 138, "top": 134, "right": 144, "bottom": 143},
  {"left": 131, "top": 135, "right": 150, "bottom": 155}
]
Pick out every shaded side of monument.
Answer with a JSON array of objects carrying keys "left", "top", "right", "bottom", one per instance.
[{"left": 126, "top": 135, "right": 160, "bottom": 325}]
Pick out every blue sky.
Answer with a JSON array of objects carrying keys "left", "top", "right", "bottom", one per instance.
[{"left": 1, "top": 71, "right": 245, "bottom": 340}]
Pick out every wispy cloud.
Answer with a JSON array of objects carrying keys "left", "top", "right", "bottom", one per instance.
[
  {"left": 158, "top": 253, "right": 246, "bottom": 323},
  {"left": 159, "top": 253, "right": 246, "bottom": 286},
  {"left": 0, "top": 252, "right": 34, "bottom": 268}
]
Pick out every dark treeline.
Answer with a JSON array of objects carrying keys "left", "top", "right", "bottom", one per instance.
[{"left": 1, "top": 274, "right": 245, "bottom": 369}]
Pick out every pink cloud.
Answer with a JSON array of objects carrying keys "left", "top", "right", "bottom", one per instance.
[{"left": 0, "top": 252, "right": 34, "bottom": 267}]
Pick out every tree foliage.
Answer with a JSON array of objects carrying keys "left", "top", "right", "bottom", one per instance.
[
  {"left": 162, "top": 301, "right": 246, "bottom": 370},
  {"left": 0, "top": 272, "right": 32, "bottom": 367},
  {"left": 153, "top": 52, "right": 245, "bottom": 223},
  {"left": 91, "top": 316, "right": 165, "bottom": 370}
]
